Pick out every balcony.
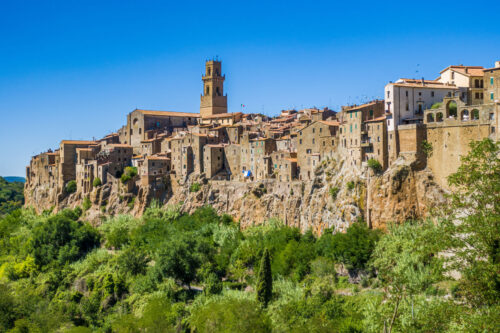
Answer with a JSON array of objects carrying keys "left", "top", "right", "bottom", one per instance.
[{"left": 360, "top": 141, "right": 371, "bottom": 148}]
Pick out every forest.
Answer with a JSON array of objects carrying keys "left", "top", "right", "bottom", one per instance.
[
  {"left": 0, "top": 139, "right": 498, "bottom": 332},
  {"left": 0, "top": 177, "right": 24, "bottom": 217}
]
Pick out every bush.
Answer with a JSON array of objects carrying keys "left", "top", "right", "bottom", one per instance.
[
  {"left": 346, "top": 181, "right": 355, "bottom": 191},
  {"left": 431, "top": 102, "right": 442, "bottom": 109},
  {"left": 121, "top": 167, "right": 138, "bottom": 184},
  {"left": 329, "top": 187, "right": 340, "bottom": 200},
  {"left": 189, "top": 182, "right": 201, "bottom": 192},
  {"left": 422, "top": 140, "right": 433, "bottom": 157},
  {"left": 83, "top": 197, "right": 92, "bottom": 211},
  {"left": 367, "top": 159, "right": 382, "bottom": 173},
  {"left": 65, "top": 180, "right": 77, "bottom": 194},
  {"left": 92, "top": 177, "right": 102, "bottom": 187}
]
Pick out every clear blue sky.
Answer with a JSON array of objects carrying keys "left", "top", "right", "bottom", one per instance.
[{"left": 1, "top": 0, "right": 499, "bottom": 177}]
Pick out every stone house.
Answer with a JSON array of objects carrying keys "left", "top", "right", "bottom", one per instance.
[
  {"left": 438, "top": 65, "right": 485, "bottom": 106},
  {"left": 339, "top": 100, "right": 385, "bottom": 169},
  {"left": 271, "top": 151, "right": 298, "bottom": 181},
  {"left": 140, "top": 156, "right": 170, "bottom": 186},
  {"left": 297, "top": 121, "right": 339, "bottom": 180},
  {"left": 203, "top": 144, "right": 226, "bottom": 179},
  {"left": 483, "top": 61, "right": 500, "bottom": 140}
]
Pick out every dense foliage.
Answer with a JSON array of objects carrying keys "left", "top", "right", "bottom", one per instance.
[
  {"left": 0, "top": 177, "right": 24, "bottom": 216},
  {"left": 0, "top": 139, "right": 498, "bottom": 332}
]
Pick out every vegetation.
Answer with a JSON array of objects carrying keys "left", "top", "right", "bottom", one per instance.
[
  {"left": 0, "top": 177, "right": 24, "bottom": 216},
  {"left": 367, "top": 158, "right": 382, "bottom": 173},
  {"left": 346, "top": 180, "right": 355, "bottom": 190},
  {"left": 189, "top": 182, "right": 201, "bottom": 192},
  {"left": 92, "top": 177, "right": 101, "bottom": 187},
  {"left": 65, "top": 180, "right": 77, "bottom": 194},
  {"left": 0, "top": 139, "right": 498, "bottom": 332},
  {"left": 256, "top": 248, "right": 272, "bottom": 307},
  {"left": 329, "top": 186, "right": 340, "bottom": 200},
  {"left": 431, "top": 102, "right": 442, "bottom": 109},
  {"left": 422, "top": 140, "right": 433, "bottom": 157},
  {"left": 120, "top": 166, "right": 138, "bottom": 184}
]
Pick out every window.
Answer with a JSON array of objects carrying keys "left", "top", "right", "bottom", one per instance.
[
  {"left": 491, "top": 77, "right": 494, "bottom": 85},
  {"left": 387, "top": 91, "right": 390, "bottom": 98},
  {"left": 312, "top": 139, "right": 315, "bottom": 144},
  {"left": 369, "top": 109, "right": 373, "bottom": 117},
  {"left": 206, "top": 86, "right": 210, "bottom": 95},
  {"left": 207, "top": 67, "right": 211, "bottom": 75},
  {"left": 451, "top": 72, "right": 455, "bottom": 79},
  {"left": 431, "top": 91, "right": 435, "bottom": 97},
  {"left": 332, "top": 140, "right": 334, "bottom": 145},
  {"left": 319, "top": 127, "right": 322, "bottom": 133},
  {"left": 350, "top": 112, "right": 352, "bottom": 118},
  {"left": 306, "top": 149, "right": 312, "bottom": 154},
  {"left": 491, "top": 93, "right": 495, "bottom": 100},
  {"left": 312, "top": 128, "right": 315, "bottom": 133},
  {"left": 406, "top": 103, "right": 409, "bottom": 111},
  {"left": 405, "top": 91, "right": 408, "bottom": 97},
  {"left": 299, "top": 139, "right": 302, "bottom": 144},
  {"left": 419, "top": 92, "right": 422, "bottom": 96}
]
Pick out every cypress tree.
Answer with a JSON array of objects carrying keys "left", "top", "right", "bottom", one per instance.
[{"left": 256, "top": 248, "right": 272, "bottom": 307}]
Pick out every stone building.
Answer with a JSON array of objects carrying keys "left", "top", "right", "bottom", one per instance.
[
  {"left": 483, "top": 61, "right": 500, "bottom": 140},
  {"left": 203, "top": 144, "right": 226, "bottom": 179},
  {"left": 271, "top": 151, "right": 298, "bottom": 181},
  {"left": 200, "top": 60, "right": 227, "bottom": 118},
  {"left": 140, "top": 156, "right": 170, "bottom": 186},
  {"left": 438, "top": 65, "right": 485, "bottom": 105},
  {"left": 58, "top": 140, "right": 97, "bottom": 191},
  {"left": 339, "top": 100, "right": 385, "bottom": 169},
  {"left": 384, "top": 79, "right": 461, "bottom": 165},
  {"left": 223, "top": 144, "right": 241, "bottom": 180},
  {"left": 297, "top": 121, "right": 339, "bottom": 180},
  {"left": 125, "top": 109, "right": 199, "bottom": 151}
]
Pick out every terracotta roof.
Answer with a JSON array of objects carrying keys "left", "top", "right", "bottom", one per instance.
[
  {"left": 364, "top": 116, "right": 386, "bottom": 123},
  {"left": 133, "top": 155, "right": 143, "bottom": 159},
  {"left": 141, "top": 138, "right": 160, "bottom": 143},
  {"left": 342, "top": 100, "right": 384, "bottom": 112},
  {"left": 61, "top": 140, "right": 96, "bottom": 145},
  {"left": 392, "top": 82, "right": 458, "bottom": 89},
  {"left": 285, "top": 158, "right": 298, "bottom": 162},
  {"left": 201, "top": 112, "right": 243, "bottom": 119},
  {"left": 136, "top": 109, "right": 200, "bottom": 118},
  {"left": 147, "top": 156, "right": 170, "bottom": 160},
  {"left": 108, "top": 144, "right": 132, "bottom": 148},
  {"left": 320, "top": 120, "right": 340, "bottom": 127},
  {"left": 440, "top": 65, "right": 484, "bottom": 76}
]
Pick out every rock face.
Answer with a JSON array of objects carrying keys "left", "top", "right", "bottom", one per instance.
[{"left": 24, "top": 154, "right": 447, "bottom": 233}]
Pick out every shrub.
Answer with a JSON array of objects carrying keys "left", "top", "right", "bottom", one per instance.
[
  {"left": 189, "top": 182, "right": 201, "bottom": 192},
  {"left": 83, "top": 197, "right": 92, "bottom": 211},
  {"left": 92, "top": 177, "right": 102, "bottom": 187},
  {"left": 121, "top": 167, "right": 138, "bottom": 184},
  {"left": 346, "top": 181, "right": 355, "bottom": 191},
  {"left": 367, "top": 159, "right": 382, "bottom": 173},
  {"left": 65, "top": 180, "right": 77, "bottom": 194},
  {"left": 329, "top": 187, "right": 340, "bottom": 200},
  {"left": 431, "top": 102, "right": 442, "bottom": 109},
  {"left": 422, "top": 140, "right": 433, "bottom": 157}
]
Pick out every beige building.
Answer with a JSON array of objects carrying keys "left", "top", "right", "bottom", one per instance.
[
  {"left": 297, "top": 121, "right": 339, "bottom": 180},
  {"left": 483, "top": 61, "right": 500, "bottom": 140},
  {"left": 438, "top": 65, "right": 485, "bottom": 105}
]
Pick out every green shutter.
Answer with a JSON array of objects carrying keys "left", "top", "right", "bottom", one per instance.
[
  {"left": 491, "top": 77, "right": 494, "bottom": 85},
  {"left": 350, "top": 125, "right": 352, "bottom": 133},
  {"left": 491, "top": 93, "right": 494, "bottom": 100}
]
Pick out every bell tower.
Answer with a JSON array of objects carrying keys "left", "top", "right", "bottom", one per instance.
[{"left": 200, "top": 59, "right": 227, "bottom": 117}]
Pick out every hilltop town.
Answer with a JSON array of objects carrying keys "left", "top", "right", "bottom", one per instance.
[{"left": 24, "top": 60, "right": 500, "bottom": 232}]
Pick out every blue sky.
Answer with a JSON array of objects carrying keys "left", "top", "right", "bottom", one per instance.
[{"left": 1, "top": 0, "right": 499, "bottom": 176}]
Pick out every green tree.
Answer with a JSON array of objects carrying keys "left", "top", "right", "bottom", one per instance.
[
  {"left": 370, "top": 220, "right": 445, "bottom": 332},
  {"left": 367, "top": 158, "right": 382, "bottom": 173},
  {"left": 155, "top": 238, "right": 200, "bottom": 288},
  {"left": 256, "top": 248, "right": 273, "bottom": 307},
  {"left": 445, "top": 138, "right": 500, "bottom": 307},
  {"left": 65, "top": 180, "right": 77, "bottom": 194},
  {"left": 92, "top": 177, "right": 101, "bottom": 187}
]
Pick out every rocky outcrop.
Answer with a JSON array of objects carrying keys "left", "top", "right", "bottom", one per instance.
[
  {"left": 25, "top": 154, "right": 447, "bottom": 233},
  {"left": 366, "top": 154, "right": 447, "bottom": 229}
]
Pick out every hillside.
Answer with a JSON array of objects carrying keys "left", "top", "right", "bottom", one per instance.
[
  {"left": 3, "top": 177, "right": 25, "bottom": 183},
  {"left": 0, "top": 176, "right": 24, "bottom": 216}
]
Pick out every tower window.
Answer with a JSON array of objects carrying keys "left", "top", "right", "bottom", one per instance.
[
  {"left": 206, "top": 86, "right": 210, "bottom": 95},
  {"left": 216, "top": 87, "right": 221, "bottom": 96},
  {"left": 207, "top": 67, "right": 211, "bottom": 76}
]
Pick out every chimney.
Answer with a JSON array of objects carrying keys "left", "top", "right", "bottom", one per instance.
[{"left": 421, "top": 77, "right": 425, "bottom": 86}]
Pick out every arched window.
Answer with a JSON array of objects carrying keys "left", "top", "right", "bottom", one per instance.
[
  {"left": 446, "top": 100, "right": 457, "bottom": 118},
  {"left": 436, "top": 112, "right": 444, "bottom": 122},
  {"left": 207, "top": 67, "right": 211, "bottom": 76},
  {"left": 427, "top": 113, "right": 434, "bottom": 123},
  {"left": 133, "top": 118, "right": 138, "bottom": 125},
  {"left": 206, "top": 86, "right": 210, "bottom": 95},
  {"left": 216, "top": 87, "right": 221, "bottom": 96},
  {"left": 472, "top": 109, "right": 480, "bottom": 120},
  {"left": 461, "top": 109, "right": 469, "bottom": 121}
]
